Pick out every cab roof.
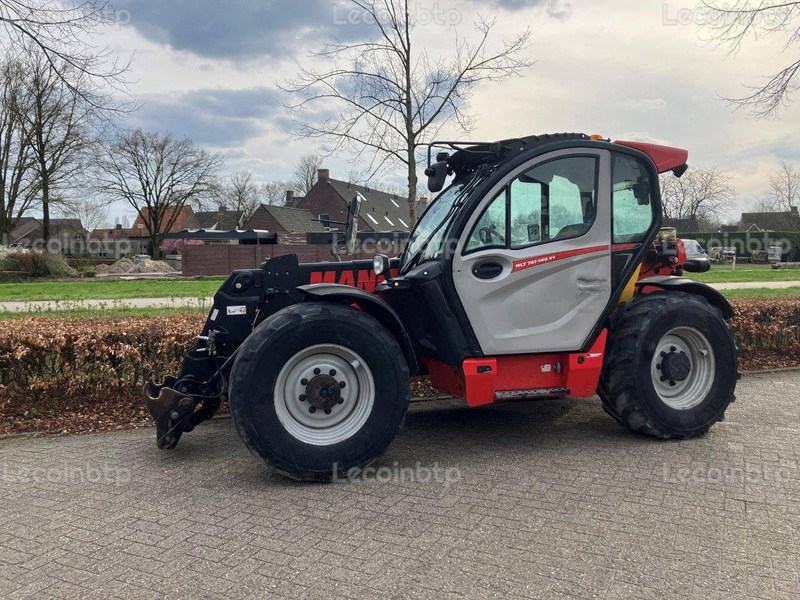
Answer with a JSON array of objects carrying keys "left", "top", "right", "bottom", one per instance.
[{"left": 434, "top": 133, "right": 688, "bottom": 177}]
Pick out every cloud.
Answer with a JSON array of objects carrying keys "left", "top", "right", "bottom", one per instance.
[
  {"left": 113, "top": 0, "right": 369, "bottom": 60},
  {"left": 489, "top": 0, "right": 573, "bottom": 19},
  {"left": 131, "top": 87, "right": 282, "bottom": 147}
]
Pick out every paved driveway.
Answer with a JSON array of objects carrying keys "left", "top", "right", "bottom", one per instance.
[{"left": 1, "top": 372, "right": 798, "bottom": 599}]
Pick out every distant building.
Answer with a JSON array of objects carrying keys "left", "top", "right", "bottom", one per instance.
[
  {"left": 243, "top": 204, "right": 327, "bottom": 245},
  {"left": 89, "top": 224, "right": 133, "bottom": 258},
  {"left": 283, "top": 190, "right": 305, "bottom": 208},
  {"left": 739, "top": 207, "right": 800, "bottom": 232},
  {"left": 10, "top": 217, "right": 86, "bottom": 253},
  {"left": 128, "top": 206, "right": 201, "bottom": 254},
  {"left": 662, "top": 218, "right": 700, "bottom": 233},
  {"left": 296, "top": 169, "right": 416, "bottom": 233},
  {"left": 194, "top": 206, "right": 246, "bottom": 231}
]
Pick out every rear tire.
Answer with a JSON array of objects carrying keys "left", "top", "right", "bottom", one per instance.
[
  {"left": 229, "top": 302, "right": 410, "bottom": 481},
  {"left": 600, "top": 292, "right": 738, "bottom": 439}
]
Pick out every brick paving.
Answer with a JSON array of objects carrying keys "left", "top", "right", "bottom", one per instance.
[{"left": 1, "top": 371, "right": 798, "bottom": 599}]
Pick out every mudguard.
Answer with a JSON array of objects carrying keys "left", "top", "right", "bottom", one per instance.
[
  {"left": 297, "top": 283, "right": 419, "bottom": 373},
  {"left": 635, "top": 276, "right": 733, "bottom": 319}
]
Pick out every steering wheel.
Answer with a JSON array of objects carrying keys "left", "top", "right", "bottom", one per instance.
[{"left": 479, "top": 224, "right": 505, "bottom": 245}]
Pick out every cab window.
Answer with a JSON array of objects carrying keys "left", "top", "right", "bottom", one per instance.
[
  {"left": 612, "top": 155, "right": 656, "bottom": 244},
  {"left": 465, "top": 155, "right": 598, "bottom": 254}
]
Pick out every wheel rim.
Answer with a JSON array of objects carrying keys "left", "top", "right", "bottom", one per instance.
[
  {"left": 274, "top": 344, "right": 375, "bottom": 446},
  {"left": 650, "top": 326, "right": 715, "bottom": 410}
]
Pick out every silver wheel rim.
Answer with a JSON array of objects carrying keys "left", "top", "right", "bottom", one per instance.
[
  {"left": 274, "top": 344, "right": 375, "bottom": 446},
  {"left": 650, "top": 326, "right": 715, "bottom": 410}
]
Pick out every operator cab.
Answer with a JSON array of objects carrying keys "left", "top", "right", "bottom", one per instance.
[{"left": 376, "top": 133, "right": 688, "bottom": 366}]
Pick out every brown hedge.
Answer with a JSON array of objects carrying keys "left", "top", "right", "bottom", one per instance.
[{"left": 1, "top": 298, "right": 799, "bottom": 434}]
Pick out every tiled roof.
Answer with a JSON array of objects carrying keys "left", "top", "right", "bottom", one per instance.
[
  {"left": 130, "top": 206, "right": 199, "bottom": 236},
  {"left": 10, "top": 218, "right": 85, "bottom": 243},
  {"left": 90, "top": 227, "right": 132, "bottom": 241},
  {"left": 326, "top": 179, "right": 412, "bottom": 231},
  {"left": 194, "top": 210, "right": 245, "bottom": 230},
  {"left": 739, "top": 209, "right": 800, "bottom": 232},
  {"left": 261, "top": 205, "right": 326, "bottom": 233},
  {"left": 663, "top": 218, "right": 700, "bottom": 233}
]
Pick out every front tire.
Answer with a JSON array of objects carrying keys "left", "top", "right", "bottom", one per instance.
[
  {"left": 600, "top": 292, "right": 738, "bottom": 439},
  {"left": 229, "top": 302, "right": 410, "bottom": 481}
]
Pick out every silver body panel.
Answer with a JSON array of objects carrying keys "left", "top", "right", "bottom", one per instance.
[{"left": 452, "top": 148, "right": 612, "bottom": 355}]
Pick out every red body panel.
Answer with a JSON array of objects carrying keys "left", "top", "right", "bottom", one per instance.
[
  {"left": 424, "top": 329, "right": 608, "bottom": 407},
  {"left": 614, "top": 140, "right": 688, "bottom": 174},
  {"left": 309, "top": 268, "right": 399, "bottom": 292}
]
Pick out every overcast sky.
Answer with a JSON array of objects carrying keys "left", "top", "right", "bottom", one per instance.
[{"left": 93, "top": 0, "right": 799, "bottom": 225}]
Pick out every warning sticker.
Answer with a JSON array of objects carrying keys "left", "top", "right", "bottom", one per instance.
[{"left": 226, "top": 305, "right": 247, "bottom": 316}]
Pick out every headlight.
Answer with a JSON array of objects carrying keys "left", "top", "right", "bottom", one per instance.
[{"left": 373, "top": 254, "right": 389, "bottom": 276}]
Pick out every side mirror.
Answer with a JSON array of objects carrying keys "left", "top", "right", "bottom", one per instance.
[
  {"left": 344, "top": 194, "right": 363, "bottom": 255},
  {"left": 425, "top": 160, "right": 448, "bottom": 193}
]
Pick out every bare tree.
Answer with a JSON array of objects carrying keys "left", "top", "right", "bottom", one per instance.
[
  {"left": 700, "top": 1, "right": 800, "bottom": 117},
  {"left": 0, "top": 0, "right": 131, "bottom": 109},
  {"left": 755, "top": 160, "right": 800, "bottom": 211},
  {"left": 222, "top": 169, "right": 261, "bottom": 218},
  {"left": 19, "top": 47, "right": 99, "bottom": 245},
  {"left": 260, "top": 181, "right": 290, "bottom": 206},
  {"left": 660, "top": 166, "right": 737, "bottom": 222},
  {"left": 56, "top": 196, "right": 108, "bottom": 254},
  {"left": 283, "top": 0, "right": 533, "bottom": 222},
  {"left": 0, "top": 56, "right": 39, "bottom": 241},
  {"left": 291, "top": 153, "right": 322, "bottom": 195},
  {"left": 97, "top": 129, "right": 223, "bottom": 258}
]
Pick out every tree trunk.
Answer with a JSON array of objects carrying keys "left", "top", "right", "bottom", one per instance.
[
  {"left": 407, "top": 152, "right": 418, "bottom": 223},
  {"left": 150, "top": 231, "right": 160, "bottom": 259}
]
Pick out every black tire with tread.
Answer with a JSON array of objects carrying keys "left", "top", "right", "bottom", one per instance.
[
  {"left": 599, "top": 292, "right": 739, "bottom": 439},
  {"left": 229, "top": 302, "right": 410, "bottom": 482}
]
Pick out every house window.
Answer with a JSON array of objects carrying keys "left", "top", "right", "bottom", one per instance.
[{"left": 319, "top": 213, "right": 331, "bottom": 228}]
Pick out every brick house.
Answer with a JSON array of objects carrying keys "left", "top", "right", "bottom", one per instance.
[
  {"left": 243, "top": 204, "right": 326, "bottom": 244},
  {"left": 128, "top": 206, "right": 201, "bottom": 255},
  {"left": 295, "top": 169, "right": 416, "bottom": 234},
  {"left": 89, "top": 224, "right": 134, "bottom": 258}
]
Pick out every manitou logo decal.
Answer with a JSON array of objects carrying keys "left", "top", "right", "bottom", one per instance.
[
  {"left": 512, "top": 246, "right": 608, "bottom": 273},
  {"left": 309, "top": 268, "right": 400, "bottom": 293}
]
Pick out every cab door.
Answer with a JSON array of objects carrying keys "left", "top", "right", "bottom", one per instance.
[{"left": 451, "top": 149, "right": 611, "bottom": 355}]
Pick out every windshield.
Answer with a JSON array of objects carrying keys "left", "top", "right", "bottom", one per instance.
[{"left": 400, "top": 174, "right": 482, "bottom": 273}]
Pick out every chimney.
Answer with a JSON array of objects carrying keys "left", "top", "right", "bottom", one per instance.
[
  {"left": 318, "top": 168, "right": 330, "bottom": 181},
  {"left": 285, "top": 190, "right": 294, "bottom": 204},
  {"left": 791, "top": 206, "right": 798, "bottom": 215},
  {"left": 115, "top": 223, "right": 122, "bottom": 230}
]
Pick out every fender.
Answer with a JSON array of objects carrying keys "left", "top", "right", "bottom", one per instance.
[
  {"left": 297, "top": 283, "right": 419, "bottom": 374},
  {"left": 635, "top": 276, "right": 733, "bottom": 319}
]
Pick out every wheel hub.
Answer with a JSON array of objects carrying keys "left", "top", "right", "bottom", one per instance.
[
  {"left": 659, "top": 349, "right": 691, "bottom": 383},
  {"left": 650, "top": 327, "right": 716, "bottom": 410},
  {"left": 274, "top": 344, "right": 375, "bottom": 446},
  {"left": 305, "top": 374, "right": 343, "bottom": 411}
]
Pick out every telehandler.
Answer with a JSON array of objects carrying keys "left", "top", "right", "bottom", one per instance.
[{"left": 145, "top": 133, "right": 738, "bottom": 481}]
